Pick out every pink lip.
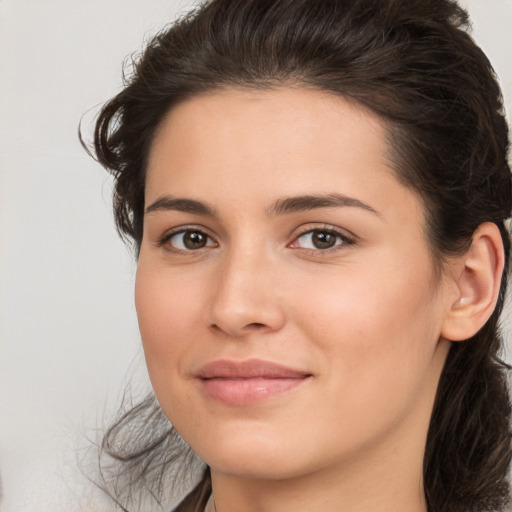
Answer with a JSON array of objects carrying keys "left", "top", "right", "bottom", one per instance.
[{"left": 197, "top": 359, "right": 312, "bottom": 406}]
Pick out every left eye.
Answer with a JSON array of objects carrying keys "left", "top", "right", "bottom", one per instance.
[
  {"left": 166, "top": 230, "right": 216, "bottom": 251},
  {"left": 294, "top": 229, "right": 347, "bottom": 250}
]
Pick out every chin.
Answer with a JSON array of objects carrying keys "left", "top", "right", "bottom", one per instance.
[
  {"left": 207, "top": 453, "right": 307, "bottom": 481},
  {"left": 188, "top": 426, "right": 329, "bottom": 482}
]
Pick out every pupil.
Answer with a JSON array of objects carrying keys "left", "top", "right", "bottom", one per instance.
[
  {"left": 313, "top": 231, "right": 336, "bottom": 249},
  {"left": 184, "top": 231, "right": 206, "bottom": 249}
]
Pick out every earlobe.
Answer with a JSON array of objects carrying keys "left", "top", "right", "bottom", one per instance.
[{"left": 441, "top": 222, "right": 505, "bottom": 342}]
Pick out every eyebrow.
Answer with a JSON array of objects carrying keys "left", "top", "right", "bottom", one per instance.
[
  {"left": 266, "top": 193, "right": 380, "bottom": 217},
  {"left": 145, "top": 197, "right": 218, "bottom": 216},
  {"left": 145, "top": 193, "right": 379, "bottom": 217}
]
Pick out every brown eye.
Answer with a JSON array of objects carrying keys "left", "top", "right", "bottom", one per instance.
[
  {"left": 311, "top": 230, "right": 337, "bottom": 249},
  {"left": 167, "top": 230, "right": 216, "bottom": 251},
  {"left": 294, "top": 229, "right": 348, "bottom": 250},
  {"left": 183, "top": 231, "right": 207, "bottom": 249}
]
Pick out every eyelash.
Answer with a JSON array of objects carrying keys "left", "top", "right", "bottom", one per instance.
[
  {"left": 290, "top": 225, "right": 355, "bottom": 254},
  {"left": 156, "top": 226, "right": 216, "bottom": 254},
  {"left": 156, "top": 224, "right": 355, "bottom": 254}
]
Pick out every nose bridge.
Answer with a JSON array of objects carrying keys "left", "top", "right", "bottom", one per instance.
[{"left": 208, "top": 240, "right": 285, "bottom": 336}]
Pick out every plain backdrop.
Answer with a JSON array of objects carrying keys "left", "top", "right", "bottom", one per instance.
[{"left": 0, "top": 1, "right": 511, "bottom": 511}]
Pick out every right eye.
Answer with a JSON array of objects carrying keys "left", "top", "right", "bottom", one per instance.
[{"left": 163, "top": 229, "right": 217, "bottom": 252}]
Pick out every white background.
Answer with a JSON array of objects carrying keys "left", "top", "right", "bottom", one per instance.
[{"left": 0, "top": 1, "right": 511, "bottom": 511}]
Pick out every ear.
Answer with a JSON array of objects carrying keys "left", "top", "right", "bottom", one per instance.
[{"left": 441, "top": 222, "right": 505, "bottom": 342}]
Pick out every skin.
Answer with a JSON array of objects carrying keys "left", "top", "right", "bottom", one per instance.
[{"left": 136, "top": 87, "right": 478, "bottom": 512}]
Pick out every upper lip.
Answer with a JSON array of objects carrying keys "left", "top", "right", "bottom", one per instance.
[{"left": 196, "top": 359, "right": 311, "bottom": 379}]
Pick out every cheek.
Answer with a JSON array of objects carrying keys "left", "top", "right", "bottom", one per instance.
[
  {"left": 287, "top": 262, "right": 442, "bottom": 456},
  {"left": 135, "top": 264, "right": 201, "bottom": 385},
  {"left": 293, "top": 252, "right": 441, "bottom": 394},
  {"left": 134, "top": 265, "right": 208, "bottom": 437}
]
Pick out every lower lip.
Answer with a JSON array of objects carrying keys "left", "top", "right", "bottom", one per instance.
[{"left": 200, "top": 377, "right": 308, "bottom": 406}]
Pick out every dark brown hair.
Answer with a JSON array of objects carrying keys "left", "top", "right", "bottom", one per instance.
[{"left": 86, "top": 1, "right": 512, "bottom": 511}]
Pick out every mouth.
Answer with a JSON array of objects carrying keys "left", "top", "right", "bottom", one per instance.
[{"left": 196, "top": 359, "right": 312, "bottom": 406}]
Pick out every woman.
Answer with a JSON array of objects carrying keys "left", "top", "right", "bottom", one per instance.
[{"left": 86, "top": 0, "right": 512, "bottom": 511}]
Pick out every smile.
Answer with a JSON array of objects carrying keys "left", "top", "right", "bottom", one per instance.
[{"left": 196, "top": 359, "right": 312, "bottom": 406}]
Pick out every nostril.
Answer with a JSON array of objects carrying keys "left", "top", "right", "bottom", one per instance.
[{"left": 208, "top": 322, "right": 267, "bottom": 337}]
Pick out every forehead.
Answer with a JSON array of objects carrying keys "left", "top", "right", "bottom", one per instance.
[
  {"left": 145, "top": 87, "right": 423, "bottom": 228},
  {"left": 150, "top": 87, "right": 385, "bottom": 151},
  {"left": 148, "top": 88, "right": 388, "bottom": 187}
]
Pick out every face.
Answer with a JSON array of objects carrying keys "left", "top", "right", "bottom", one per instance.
[{"left": 137, "top": 88, "right": 452, "bottom": 481}]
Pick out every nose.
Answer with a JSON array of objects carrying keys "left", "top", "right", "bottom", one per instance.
[{"left": 208, "top": 247, "right": 286, "bottom": 338}]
